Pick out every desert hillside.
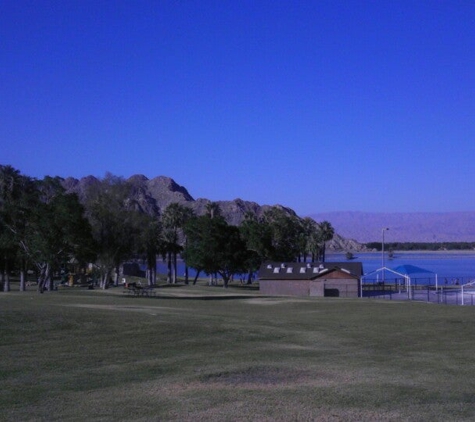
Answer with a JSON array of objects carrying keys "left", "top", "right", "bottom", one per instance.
[
  {"left": 309, "top": 211, "right": 475, "bottom": 243},
  {"left": 64, "top": 175, "right": 367, "bottom": 251}
]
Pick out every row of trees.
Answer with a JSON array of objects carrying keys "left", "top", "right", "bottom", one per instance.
[
  {"left": 0, "top": 166, "right": 335, "bottom": 292},
  {"left": 366, "top": 242, "right": 475, "bottom": 251}
]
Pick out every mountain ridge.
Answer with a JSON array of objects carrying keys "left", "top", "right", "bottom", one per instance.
[
  {"left": 63, "top": 175, "right": 366, "bottom": 252},
  {"left": 308, "top": 211, "right": 475, "bottom": 243}
]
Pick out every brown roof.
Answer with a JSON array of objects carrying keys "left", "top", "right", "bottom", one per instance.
[{"left": 258, "top": 261, "right": 363, "bottom": 280}]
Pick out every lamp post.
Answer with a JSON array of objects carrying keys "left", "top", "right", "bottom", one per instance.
[{"left": 381, "top": 228, "right": 389, "bottom": 281}]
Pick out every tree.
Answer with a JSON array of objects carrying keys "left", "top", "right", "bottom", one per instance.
[
  {"left": 161, "top": 203, "right": 193, "bottom": 284},
  {"left": 0, "top": 165, "right": 25, "bottom": 291},
  {"left": 1, "top": 174, "right": 96, "bottom": 294},
  {"left": 317, "top": 220, "right": 335, "bottom": 262},
  {"left": 0, "top": 168, "right": 90, "bottom": 293},
  {"left": 262, "top": 207, "right": 302, "bottom": 262},
  {"left": 298, "top": 217, "right": 319, "bottom": 262},
  {"left": 84, "top": 174, "right": 140, "bottom": 289},
  {"left": 135, "top": 214, "right": 162, "bottom": 286},
  {"left": 27, "top": 177, "right": 95, "bottom": 293},
  {"left": 184, "top": 215, "right": 248, "bottom": 288},
  {"left": 239, "top": 212, "right": 273, "bottom": 282}
]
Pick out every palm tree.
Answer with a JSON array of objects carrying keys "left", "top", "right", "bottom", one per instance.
[
  {"left": 300, "top": 217, "right": 318, "bottom": 262},
  {"left": 318, "top": 221, "right": 335, "bottom": 262},
  {"left": 136, "top": 215, "right": 162, "bottom": 286},
  {"left": 161, "top": 203, "right": 193, "bottom": 283}
]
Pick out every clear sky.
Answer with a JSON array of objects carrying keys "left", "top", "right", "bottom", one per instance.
[{"left": 1, "top": 1, "right": 474, "bottom": 216}]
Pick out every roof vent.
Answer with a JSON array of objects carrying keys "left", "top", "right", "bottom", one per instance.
[
  {"left": 273, "top": 267, "right": 280, "bottom": 273},
  {"left": 300, "top": 267, "right": 306, "bottom": 273},
  {"left": 286, "top": 267, "right": 293, "bottom": 273}
]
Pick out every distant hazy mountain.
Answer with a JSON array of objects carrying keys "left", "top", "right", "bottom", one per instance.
[{"left": 308, "top": 211, "right": 475, "bottom": 243}]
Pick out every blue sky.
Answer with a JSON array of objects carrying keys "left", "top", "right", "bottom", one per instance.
[{"left": 1, "top": 1, "right": 474, "bottom": 216}]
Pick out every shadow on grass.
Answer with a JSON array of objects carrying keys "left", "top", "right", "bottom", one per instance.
[
  {"left": 119, "top": 294, "right": 261, "bottom": 301},
  {"left": 227, "top": 284, "right": 259, "bottom": 291}
]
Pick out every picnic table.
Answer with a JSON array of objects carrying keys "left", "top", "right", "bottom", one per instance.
[{"left": 123, "top": 282, "right": 156, "bottom": 297}]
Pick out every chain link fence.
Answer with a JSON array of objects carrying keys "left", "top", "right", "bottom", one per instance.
[{"left": 362, "top": 280, "right": 475, "bottom": 306}]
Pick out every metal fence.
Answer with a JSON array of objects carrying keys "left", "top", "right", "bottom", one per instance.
[{"left": 362, "top": 282, "right": 475, "bottom": 306}]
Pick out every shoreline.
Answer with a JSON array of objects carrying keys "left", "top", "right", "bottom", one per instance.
[{"left": 329, "top": 250, "right": 475, "bottom": 256}]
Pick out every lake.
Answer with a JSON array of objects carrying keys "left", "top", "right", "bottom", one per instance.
[
  {"left": 326, "top": 251, "right": 475, "bottom": 284},
  {"left": 153, "top": 251, "right": 475, "bottom": 285}
]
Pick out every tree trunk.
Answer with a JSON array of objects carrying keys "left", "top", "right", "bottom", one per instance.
[
  {"left": 46, "top": 271, "right": 54, "bottom": 291},
  {"left": 20, "top": 268, "right": 26, "bottom": 292},
  {"left": 37, "top": 263, "right": 50, "bottom": 294},
  {"left": 184, "top": 265, "right": 189, "bottom": 285},
  {"left": 146, "top": 268, "right": 155, "bottom": 287},
  {"left": 101, "top": 270, "right": 110, "bottom": 289},
  {"left": 247, "top": 271, "right": 253, "bottom": 284},
  {"left": 167, "top": 252, "right": 172, "bottom": 284},
  {"left": 3, "top": 256, "right": 10, "bottom": 291},
  {"left": 3, "top": 268, "right": 10, "bottom": 292},
  {"left": 222, "top": 274, "right": 229, "bottom": 288},
  {"left": 146, "top": 253, "right": 155, "bottom": 286},
  {"left": 192, "top": 270, "right": 201, "bottom": 285},
  {"left": 19, "top": 258, "right": 27, "bottom": 291},
  {"left": 173, "top": 251, "right": 177, "bottom": 284},
  {"left": 114, "top": 265, "right": 120, "bottom": 287}
]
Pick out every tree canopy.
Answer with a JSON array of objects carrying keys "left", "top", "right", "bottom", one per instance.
[
  {"left": 184, "top": 213, "right": 249, "bottom": 288},
  {"left": 1, "top": 166, "right": 337, "bottom": 292}
]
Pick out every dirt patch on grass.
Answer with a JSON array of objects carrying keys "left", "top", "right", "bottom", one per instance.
[
  {"left": 198, "top": 366, "right": 324, "bottom": 387},
  {"left": 245, "top": 298, "right": 309, "bottom": 305}
]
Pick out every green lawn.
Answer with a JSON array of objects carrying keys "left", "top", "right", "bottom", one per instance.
[{"left": 1, "top": 282, "right": 475, "bottom": 421}]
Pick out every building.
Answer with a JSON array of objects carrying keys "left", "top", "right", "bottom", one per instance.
[{"left": 258, "top": 261, "right": 363, "bottom": 298}]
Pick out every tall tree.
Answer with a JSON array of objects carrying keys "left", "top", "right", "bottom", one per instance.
[
  {"left": 299, "top": 217, "right": 319, "bottom": 263},
  {"left": 0, "top": 175, "right": 95, "bottom": 294},
  {"left": 317, "top": 220, "right": 335, "bottom": 262},
  {"left": 262, "top": 207, "right": 302, "bottom": 262},
  {"left": 84, "top": 174, "right": 139, "bottom": 289},
  {"left": 136, "top": 214, "right": 162, "bottom": 286},
  {"left": 28, "top": 177, "right": 95, "bottom": 293},
  {"left": 239, "top": 212, "right": 272, "bottom": 282},
  {"left": 161, "top": 203, "right": 192, "bottom": 284},
  {"left": 184, "top": 215, "right": 248, "bottom": 288},
  {"left": 0, "top": 165, "right": 23, "bottom": 291},
  {"left": 0, "top": 166, "right": 91, "bottom": 293}
]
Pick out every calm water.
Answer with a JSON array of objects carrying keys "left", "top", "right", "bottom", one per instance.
[
  {"left": 153, "top": 251, "right": 475, "bottom": 285},
  {"left": 327, "top": 252, "right": 475, "bottom": 284}
]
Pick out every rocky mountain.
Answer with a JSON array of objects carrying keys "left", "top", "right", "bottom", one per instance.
[
  {"left": 63, "top": 175, "right": 367, "bottom": 251},
  {"left": 309, "top": 211, "right": 475, "bottom": 243}
]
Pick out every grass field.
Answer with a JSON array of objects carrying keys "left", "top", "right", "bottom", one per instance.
[{"left": 1, "top": 281, "right": 475, "bottom": 421}]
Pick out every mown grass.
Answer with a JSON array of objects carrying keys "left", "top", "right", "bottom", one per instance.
[{"left": 1, "top": 281, "right": 475, "bottom": 421}]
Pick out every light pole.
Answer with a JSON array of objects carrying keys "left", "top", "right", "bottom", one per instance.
[{"left": 382, "top": 228, "right": 389, "bottom": 281}]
